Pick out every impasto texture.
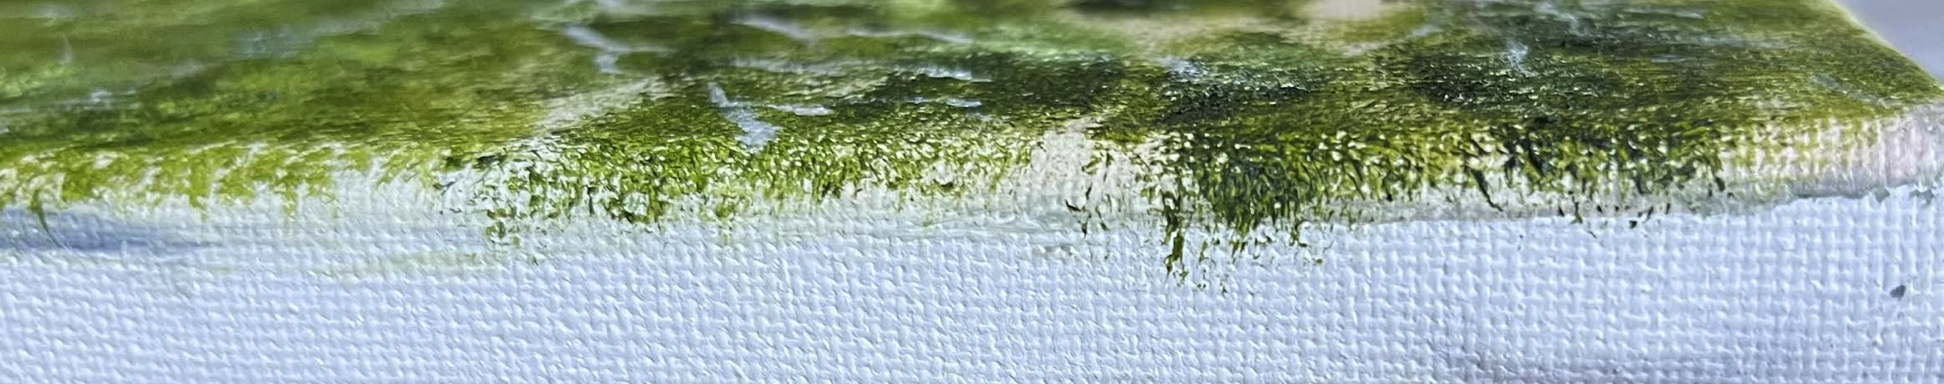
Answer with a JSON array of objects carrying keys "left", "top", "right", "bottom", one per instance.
[{"left": 3, "top": 0, "right": 1942, "bottom": 382}]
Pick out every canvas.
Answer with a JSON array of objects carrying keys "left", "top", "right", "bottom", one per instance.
[{"left": 3, "top": 0, "right": 1942, "bottom": 382}]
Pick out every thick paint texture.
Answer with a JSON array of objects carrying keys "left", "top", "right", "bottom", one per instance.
[{"left": 2, "top": 0, "right": 1939, "bottom": 268}]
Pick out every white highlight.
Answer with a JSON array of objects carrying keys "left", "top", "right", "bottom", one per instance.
[
  {"left": 708, "top": 83, "right": 784, "bottom": 150},
  {"left": 560, "top": 25, "right": 667, "bottom": 74}
]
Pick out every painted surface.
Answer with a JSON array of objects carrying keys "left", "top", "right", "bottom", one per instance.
[
  {"left": 2, "top": 0, "right": 1943, "bottom": 382},
  {"left": 4, "top": 0, "right": 1940, "bottom": 264}
]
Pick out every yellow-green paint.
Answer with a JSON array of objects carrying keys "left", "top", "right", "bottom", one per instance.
[{"left": 2, "top": 0, "right": 1939, "bottom": 272}]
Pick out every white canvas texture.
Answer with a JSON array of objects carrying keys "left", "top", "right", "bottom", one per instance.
[{"left": 2, "top": 175, "right": 1942, "bottom": 383}]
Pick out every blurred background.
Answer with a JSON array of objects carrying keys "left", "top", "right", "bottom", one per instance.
[{"left": 1845, "top": 0, "right": 1944, "bottom": 77}]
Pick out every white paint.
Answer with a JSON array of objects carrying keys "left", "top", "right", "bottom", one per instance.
[
  {"left": 907, "top": 97, "right": 984, "bottom": 108},
  {"left": 1160, "top": 57, "right": 1205, "bottom": 77},
  {"left": 560, "top": 24, "right": 668, "bottom": 74},
  {"left": 1505, "top": 40, "right": 1533, "bottom": 75},
  {"left": 1304, "top": 0, "right": 1387, "bottom": 21},
  {"left": 535, "top": 79, "right": 659, "bottom": 132},
  {"left": 765, "top": 104, "right": 835, "bottom": 116},
  {"left": 731, "top": 58, "right": 858, "bottom": 75},
  {"left": 708, "top": 83, "right": 784, "bottom": 150},
  {"left": 845, "top": 27, "right": 974, "bottom": 44},
  {"left": 735, "top": 15, "right": 819, "bottom": 44},
  {"left": 57, "top": 35, "right": 72, "bottom": 65},
  {"left": 911, "top": 65, "right": 987, "bottom": 82}
]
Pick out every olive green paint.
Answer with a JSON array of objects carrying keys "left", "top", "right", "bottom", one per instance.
[
  {"left": 2, "top": 0, "right": 1940, "bottom": 273},
  {"left": 2, "top": 1, "right": 608, "bottom": 217}
]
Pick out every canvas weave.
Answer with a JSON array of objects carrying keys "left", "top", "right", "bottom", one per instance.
[{"left": 3, "top": 183, "right": 1940, "bottom": 383}]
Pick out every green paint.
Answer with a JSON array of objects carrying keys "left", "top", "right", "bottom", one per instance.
[
  {"left": 2, "top": 0, "right": 1939, "bottom": 272},
  {"left": 2, "top": 1, "right": 607, "bottom": 215},
  {"left": 1096, "top": 0, "right": 1944, "bottom": 264}
]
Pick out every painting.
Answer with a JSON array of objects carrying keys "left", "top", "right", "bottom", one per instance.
[{"left": 3, "top": 0, "right": 1941, "bottom": 381}]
